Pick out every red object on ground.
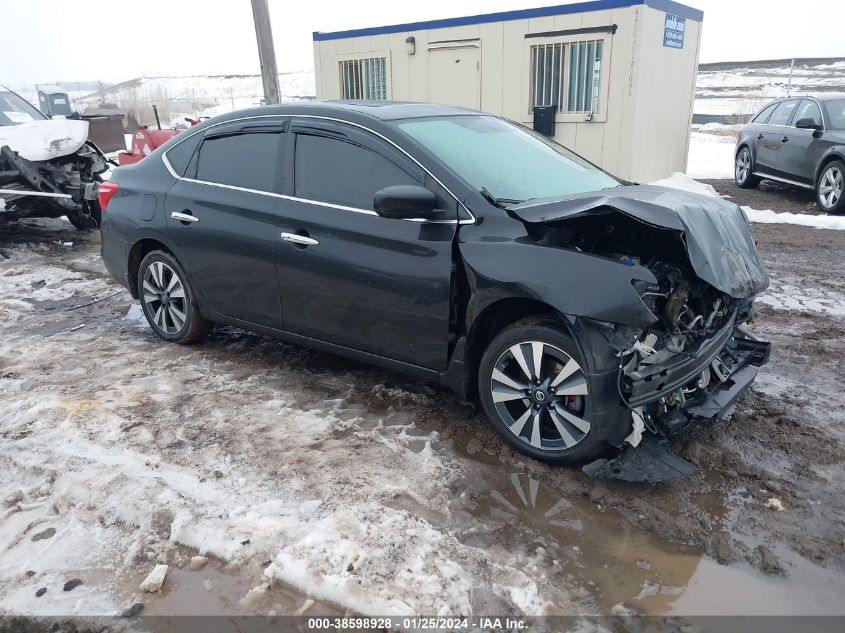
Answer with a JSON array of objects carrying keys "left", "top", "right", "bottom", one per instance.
[{"left": 118, "top": 127, "right": 182, "bottom": 166}]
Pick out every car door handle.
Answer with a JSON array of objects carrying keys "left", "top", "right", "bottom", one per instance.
[
  {"left": 280, "top": 232, "right": 319, "bottom": 246},
  {"left": 781, "top": 136, "right": 789, "bottom": 143},
  {"left": 171, "top": 211, "right": 199, "bottom": 223},
  {"left": 757, "top": 134, "right": 764, "bottom": 140}
]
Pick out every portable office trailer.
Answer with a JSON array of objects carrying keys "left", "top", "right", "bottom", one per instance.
[
  {"left": 37, "top": 85, "right": 73, "bottom": 117},
  {"left": 313, "top": 0, "right": 703, "bottom": 183}
]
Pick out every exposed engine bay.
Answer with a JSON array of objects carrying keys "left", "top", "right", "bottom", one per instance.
[
  {"left": 516, "top": 196, "right": 772, "bottom": 481},
  {"left": 0, "top": 141, "right": 108, "bottom": 229},
  {"left": 0, "top": 87, "right": 109, "bottom": 230}
]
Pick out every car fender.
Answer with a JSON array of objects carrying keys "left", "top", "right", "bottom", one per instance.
[
  {"left": 815, "top": 147, "right": 845, "bottom": 182},
  {"left": 459, "top": 239, "right": 658, "bottom": 329},
  {"left": 735, "top": 133, "right": 757, "bottom": 162},
  {"left": 0, "top": 118, "right": 90, "bottom": 161}
]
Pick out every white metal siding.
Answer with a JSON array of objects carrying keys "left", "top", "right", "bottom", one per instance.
[{"left": 313, "top": 4, "right": 701, "bottom": 182}]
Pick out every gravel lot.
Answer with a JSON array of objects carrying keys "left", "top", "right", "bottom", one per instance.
[
  {"left": 701, "top": 178, "right": 820, "bottom": 214},
  {"left": 1, "top": 187, "right": 844, "bottom": 621}
]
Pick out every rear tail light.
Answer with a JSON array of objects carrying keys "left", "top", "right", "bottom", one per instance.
[{"left": 97, "top": 181, "right": 119, "bottom": 212}]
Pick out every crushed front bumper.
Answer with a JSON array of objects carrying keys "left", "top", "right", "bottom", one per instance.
[{"left": 584, "top": 319, "right": 771, "bottom": 483}]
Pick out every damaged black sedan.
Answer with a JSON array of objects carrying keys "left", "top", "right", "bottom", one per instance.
[{"left": 100, "top": 102, "right": 770, "bottom": 481}]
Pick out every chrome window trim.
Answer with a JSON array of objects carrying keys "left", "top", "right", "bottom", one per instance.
[
  {"left": 161, "top": 113, "right": 477, "bottom": 225},
  {"left": 756, "top": 97, "right": 827, "bottom": 131}
]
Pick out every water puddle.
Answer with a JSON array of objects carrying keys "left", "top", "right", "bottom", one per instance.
[
  {"left": 454, "top": 467, "right": 845, "bottom": 615},
  {"left": 120, "top": 556, "right": 341, "bottom": 623}
]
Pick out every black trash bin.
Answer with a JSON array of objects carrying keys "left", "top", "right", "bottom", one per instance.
[{"left": 532, "top": 105, "right": 556, "bottom": 137}]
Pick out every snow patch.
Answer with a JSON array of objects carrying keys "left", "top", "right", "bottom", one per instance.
[
  {"left": 650, "top": 172, "right": 720, "bottom": 197},
  {"left": 741, "top": 207, "right": 845, "bottom": 231},
  {"left": 687, "top": 131, "right": 736, "bottom": 179},
  {"left": 651, "top": 172, "right": 845, "bottom": 232},
  {"left": 139, "top": 564, "right": 169, "bottom": 592},
  {"left": 758, "top": 284, "right": 845, "bottom": 317}
]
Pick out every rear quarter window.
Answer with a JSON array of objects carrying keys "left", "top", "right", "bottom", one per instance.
[
  {"left": 164, "top": 132, "right": 202, "bottom": 177},
  {"left": 751, "top": 102, "right": 778, "bottom": 124}
]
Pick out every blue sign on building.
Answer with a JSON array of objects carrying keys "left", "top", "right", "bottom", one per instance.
[{"left": 663, "top": 13, "right": 685, "bottom": 49}]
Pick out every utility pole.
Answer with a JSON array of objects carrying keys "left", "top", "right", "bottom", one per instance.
[{"left": 250, "top": 0, "right": 281, "bottom": 105}]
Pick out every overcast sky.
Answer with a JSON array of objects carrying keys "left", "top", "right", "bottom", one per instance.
[{"left": 3, "top": 0, "right": 844, "bottom": 87}]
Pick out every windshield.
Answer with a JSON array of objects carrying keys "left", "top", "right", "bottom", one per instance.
[
  {"left": 397, "top": 115, "right": 620, "bottom": 203},
  {"left": 0, "top": 90, "right": 47, "bottom": 126},
  {"left": 824, "top": 99, "right": 845, "bottom": 130}
]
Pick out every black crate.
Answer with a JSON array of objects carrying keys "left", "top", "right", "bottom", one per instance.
[{"left": 533, "top": 105, "right": 556, "bottom": 137}]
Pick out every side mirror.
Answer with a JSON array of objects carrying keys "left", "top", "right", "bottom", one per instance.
[
  {"left": 795, "top": 118, "right": 822, "bottom": 130},
  {"left": 374, "top": 185, "right": 438, "bottom": 219}
]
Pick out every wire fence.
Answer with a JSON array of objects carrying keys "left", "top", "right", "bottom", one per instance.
[{"left": 693, "top": 57, "right": 845, "bottom": 125}]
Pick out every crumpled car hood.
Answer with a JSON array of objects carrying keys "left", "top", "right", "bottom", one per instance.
[
  {"left": 510, "top": 185, "right": 770, "bottom": 299},
  {"left": 0, "top": 118, "right": 90, "bottom": 161}
]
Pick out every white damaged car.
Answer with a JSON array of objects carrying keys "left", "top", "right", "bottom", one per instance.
[{"left": 0, "top": 85, "right": 108, "bottom": 229}]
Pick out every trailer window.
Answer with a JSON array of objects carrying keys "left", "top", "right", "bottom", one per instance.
[
  {"left": 339, "top": 58, "right": 387, "bottom": 100},
  {"left": 529, "top": 39, "right": 603, "bottom": 114}
]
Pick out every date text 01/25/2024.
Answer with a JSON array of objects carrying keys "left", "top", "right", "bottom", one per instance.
[{"left": 306, "top": 616, "right": 529, "bottom": 630}]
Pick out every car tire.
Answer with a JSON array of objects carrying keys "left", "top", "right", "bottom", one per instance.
[
  {"left": 137, "top": 250, "right": 213, "bottom": 344},
  {"left": 478, "top": 320, "right": 609, "bottom": 465},
  {"left": 734, "top": 146, "right": 760, "bottom": 189},
  {"left": 816, "top": 160, "right": 845, "bottom": 214}
]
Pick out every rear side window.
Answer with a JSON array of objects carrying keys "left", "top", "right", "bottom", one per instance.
[
  {"left": 767, "top": 100, "right": 799, "bottom": 126},
  {"left": 794, "top": 99, "right": 822, "bottom": 127},
  {"left": 294, "top": 134, "right": 418, "bottom": 210},
  {"left": 195, "top": 132, "right": 280, "bottom": 192},
  {"left": 165, "top": 133, "right": 202, "bottom": 176},
  {"left": 751, "top": 103, "right": 778, "bottom": 124}
]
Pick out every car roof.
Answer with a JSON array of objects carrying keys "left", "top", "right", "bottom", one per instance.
[
  {"left": 766, "top": 93, "right": 845, "bottom": 103},
  {"left": 213, "top": 100, "right": 482, "bottom": 123}
]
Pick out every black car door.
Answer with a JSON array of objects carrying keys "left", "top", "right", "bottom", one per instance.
[
  {"left": 777, "top": 99, "right": 826, "bottom": 184},
  {"left": 163, "top": 119, "right": 288, "bottom": 328},
  {"left": 756, "top": 99, "right": 799, "bottom": 174},
  {"left": 275, "top": 118, "right": 458, "bottom": 370}
]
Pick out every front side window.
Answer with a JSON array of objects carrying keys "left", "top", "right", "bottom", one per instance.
[
  {"left": 529, "top": 39, "right": 604, "bottom": 114},
  {"left": 195, "top": 132, "right": 280, "bottom": 192},
  {"left": 824, "top": 99, "right": 845, "bottom": 130},
  {"left": 294, "top": 134, "right": 417, "bottom": 210},
  {"left": 794, "top": 99, "right": 822, "bottom": 127},
  {"left": 398, "top": 115, "right": 619, "bottom": 204},
  {"left": 767, "top": 100, "right": 799, "bottom": 126},
  {"left": 340, "top": 58, "right": 387, "bottom": 100}
]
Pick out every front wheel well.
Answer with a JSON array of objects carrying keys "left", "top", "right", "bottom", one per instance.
[
  {"left": 735, "top": 143, "right": 751, "bottom": 159},
  {"left": 127, "top": 239, "right": 173, "bottom": 298},
  {"left": 462, "top": 298, "right": 570, "bottom": 401},
  {"left": 816, "top": 154, "right": 845, "bottom": 184}
]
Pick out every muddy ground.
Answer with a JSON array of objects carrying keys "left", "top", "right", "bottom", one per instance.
[
  {"left": 701, "top": 178, "right": 820, "bottom": 214},
  {"left": 1, "top": 198, "right": 844, "bottom": 623}
]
